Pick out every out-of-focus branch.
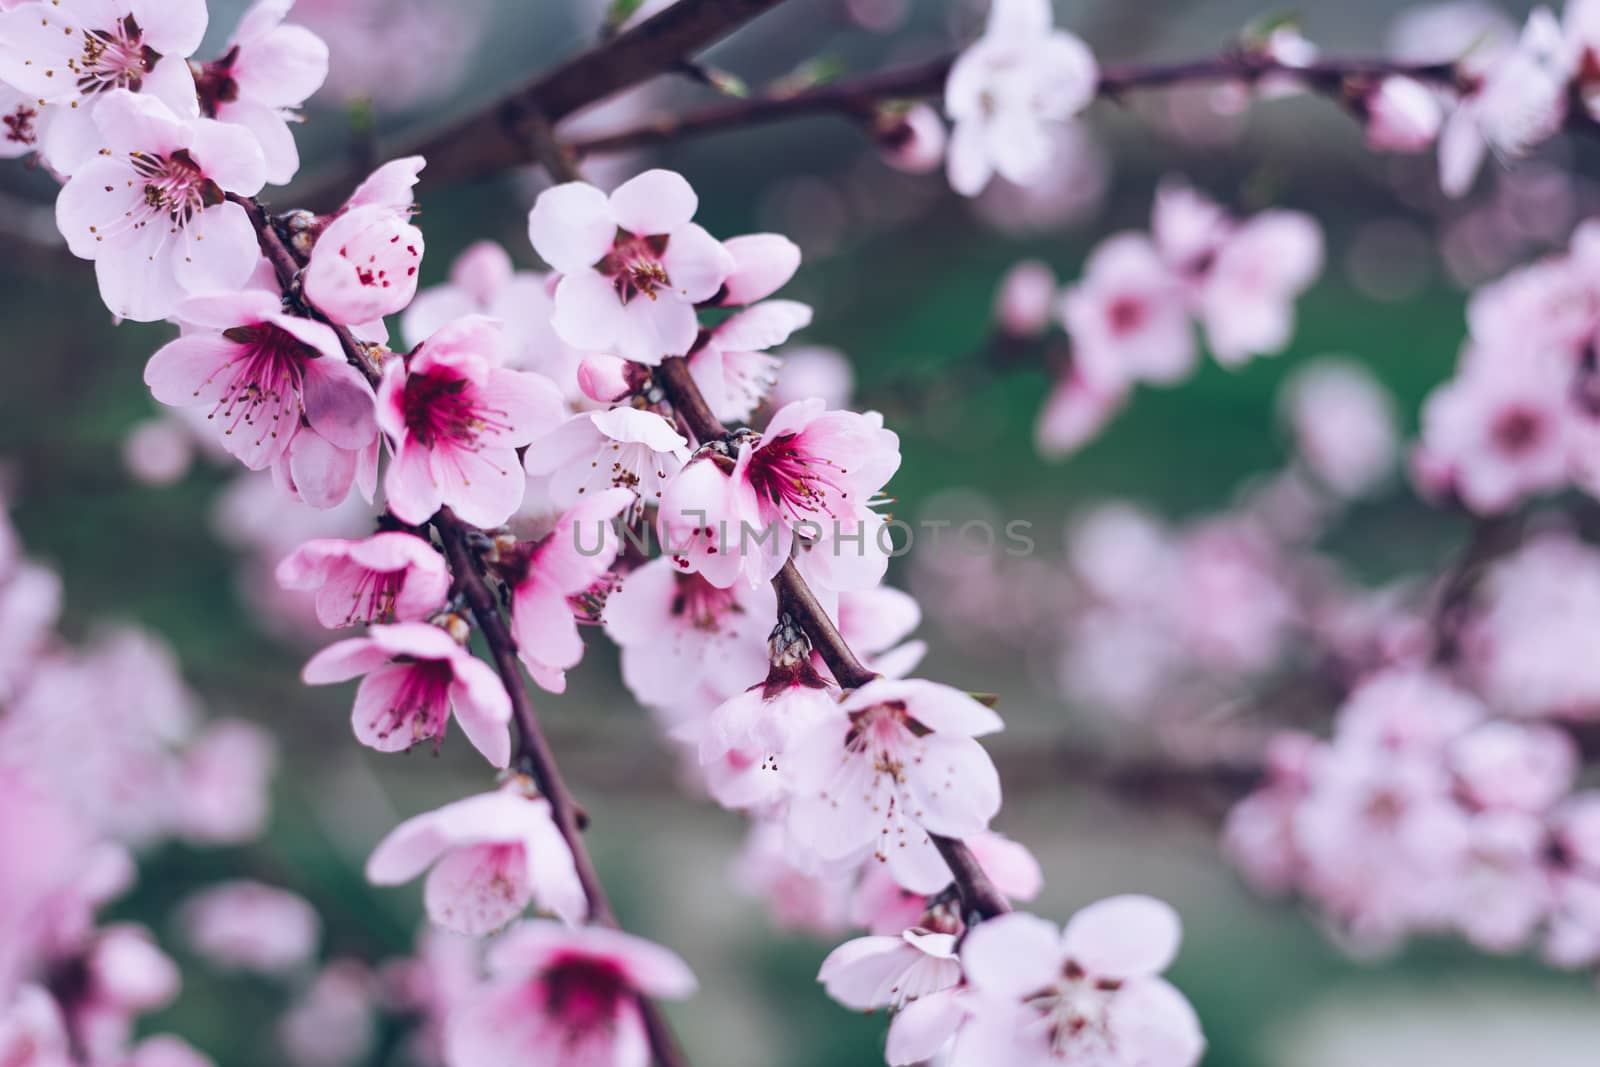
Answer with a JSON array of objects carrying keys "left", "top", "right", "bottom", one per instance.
[
  {"left": 436, "top": 510, "right": 690, "bottom": 1067},
  {"left": 568, "top": 52, "right": 1462, "bottom": 156},
  {"left": 292, "top": 0, "right": 793, "bottom": 204}
]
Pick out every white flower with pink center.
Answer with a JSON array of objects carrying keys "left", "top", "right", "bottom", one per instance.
[
  {"left": 819, "top": 929, "right": 966, "bottom": 1067},
  {"left": 301, "top": 621, "right": 513, "bottom": 768},
  {"left": 601, "top": 558, "right": 775, "bottom": 716},
  {"left": 659, "top": 398, "right": 900, "bottom": 590},
  {"left": 443, "top": 921, "right": 696, "bottom": 1067},
  {"left": 1060, "top": 232, "right": 1195, "bottom": 387},
  {"left": 786, "top": 678, "right": 1004, "bottom": 893},
  {"left": 53, "top": 90, "right": 265, "bottom": 322},
  {"left": 193, "top": 0, "right": 331, "bottom": 186},
  {"left": 275, "top": 531, "right": 450, "bottom": 628},
  {"left": 524, "top": 408, "right": 689, "bottom": 519},
  {"left": 952, "top": 898, "right": 1204, "bottom": 1067},
  {"left": 144, "top": 289, "right": 377, "bottom": 473},
  {"left": 0, "top": 0, "right": 205, "bottom": 173},
  {"left": 697, "top": 647, "right": 839, "bottom": 812},
  {"left": 377, "top": 317, "right": 566, "bottom": 528},
  {"left": 508, "top": 487, "right": 634, "bottom": 693},
  {"left": 944, "top": 0, "right": 1099, "bottom": 197},
  {"left": 528, "top": 169, "right": 735, "bottom": 364},
  {"left": 1197, "top": 209, "right": 1323, "bottom": 366},
  {"left": 366, "top": 780, "right": 585, "bottom": 934}
]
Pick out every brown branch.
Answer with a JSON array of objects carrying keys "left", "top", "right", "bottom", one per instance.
[
  {"left": 436, "top": 509, "right": 689, "bottom": 1067},
  {"left": 569, "top": 53, "right": 1462, "bottom": 156},
  {"left": 291, "top": 0, "right": 793, "bottom": 204},
  {"left": 652, "top": 355, "right": 1011, "bottom": 921}
]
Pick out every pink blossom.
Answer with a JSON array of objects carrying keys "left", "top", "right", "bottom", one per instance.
[
  {"left": 1198, "top": 210, "right": 1323, "bottom": 366},
  {"left": 1033, "top": 362, "right": 1128, "bottom": 459},
  {"left": 877, "top": 103, "right": 947, "bottom": 174},
  {"left": 123, "top": 418, "right": 196, "bottom": 487},
  {"left": 1417, "top": 355, "right": 1570, "bottom": 514},
  {"left": 304, "top": 201, "right": 425, "bottom": 326},
  {"left": 377, "top": 317, "right": 565, "bottom": 528},
  {"left": 278, "top": 960, "right": 375, "bottom": 1067},
  {"left": 54, "top": 90, "right": 266, "bottom": 322},
  {"left": 276, "top": 532, "right": 450, "bottom": 628},
  {"left": 993, "top": 259, "right": 1057, "bottom": 339},
  {"left": 818, "top": 930, "right": 964, "bottom": 1066},
  {"left": 1449, "top": 809, "right": 1551, "bottom": 952},
  {"left": 366, "top": 781, "right": 585, "bottom": 934},
  {"left": 769, "top": 346, "right": 855, "bottom": 411},
  {"left": 525, "top": 408, "right": 689, "bottom": 519},
  {"left": 1279, "top": 358, "right": 1398, "bottom": 497},
  {"left": 301, "top": 621, "right": 513, "bottom": 767},
  {"left": 1062, "top": 233, "right": 1195, "bottom": 386},
  {"left": 0, "top": 0, "right": 205, "bottom": 173},
  {"left": 602, "top": 558, "right": 775, "bottom": 715},
  {"left": 443, "top": 921, "right": 695, "bottom": 1067},
  {"left": 787, "top": 678, "right": 1003, "bottom": 893},
  {"left": 1364, "top": 76, "right": 1444, "bottom": 153},
  {"left": 401, "top": 242, "right": 587, "bottom": 400},
  {"left": 528, "top": 169, "right": 735, "bottom": 363},
  {"left": 174, "top": 719, "right": 277, "bottom": 845},
  {"left": 953, "top": 898, "right": 1203, "bottom": 1067},
  {"left": 712, "top": 232, "right": 802, "bottom": 309},
  {"left": 733, "top": 819, "right": 855, "bottom": 935},
  {"left": 145, "top": 289, "right": 377, "bottom": 477},
  {"left": 0, "top": 780, "right": 95, "bottom": 997},
  {"left": 1450, "top": 720, "right": 1577, "bottom": 812},
  {"left": 180, "top": 881, "right": 320, "bottom": 975},
  {"left": 687, "top": 299, "right": 813, "bottom": 422},
  {"left": 659, "top": 398, "right": 900, "bottom": 590},
  {"left": 944, "top": 0, "right": 1099, "bottom": 196},
  {"left": 195, "top": 0, "right": 330, "bottom": 185},
  {"left": 508, "top": 488, "right": 634, "bottom": 692}
]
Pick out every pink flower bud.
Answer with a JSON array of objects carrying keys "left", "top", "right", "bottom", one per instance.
[
  {"left": 994, "top": 259, "right": 1057, "bottom": 339},
  {"left": 577, "top": 354, "right": 634, "bottom": 404},
  {"left": 877, "top": 104, "right": 947, "bottom": 175},
  {"left": 1365, "top": 76, "right": 1443, "bottom": 153}
]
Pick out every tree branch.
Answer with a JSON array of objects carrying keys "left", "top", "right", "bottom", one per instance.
[
  {"left": 436, "top": 509, "right": 690, "bottom": 1067},
  {"left": 292, "top": 0, "right": 793, "bottom": 204},
  {"left": 568, "top": 53, "right": 1461, "bottom": 156},
  {"left": 652, "top": 355, "right": 1011, "bottom": 922}
]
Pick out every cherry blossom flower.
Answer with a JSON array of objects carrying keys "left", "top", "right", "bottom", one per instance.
[
  {"left": 686, "top": 299, "right": 813, "bottom": 422},
  {"left": 659, "top": 398, "right": 900, "bottom": 590},
  {"left": 944, "top": 0, "right": 1099, "bottom": 196},
  {"left": 528, "top": 169, "right": 735, "bottom": 363},
  {"left": 377, "top": 317, "right": 565, "bottom": 528},
  {"left": 952, "top": 898, "right": 1204, "bottom": 1067},
  {"left": 366, "top": 780, "right": 585, "bottom": 934},
  {"left": 1438, "top": 7, "right": 1574, "bottom": 197},
  {"left": 1279, "top": 358, "right": 1398, "bottom": 497},
  {"left": 1416, "top": 354, "right": 1571, "bottom": 514},
  {"left": 179, "top": 881, "right": 320, "bottom": 975},
  {"left": 507, "top": 487, "right": 634, "bottom": 692},
  {"left": 819, "top": 929, "right": 964, "bottom": 1066},
  {"left": 0, "top": 0, "right": 205, "bottom": 173},
  {"left": 193, "top": 0, "right": 331, "bottom": 186},
  {"left": 524, "top": 408, "right": 689, "bottom": 519},
  {"left": 276, "top": 531, "right": 450, "bottom": 629},
  {"left": 54, "top": 90, "right": 266, "bottom": 322},
  {"left": 1197, "top": 209, "right": 1323, "bottom": 366},
  {"left": 299, "top": 157, "right": 426, "bottom": 327},
  {"left": 145, "top": 289, "right": 377, "bottom": 478},
  {"left": 443, "top": 921, "right": 696, "bottom": 1067},
  {"left": 1061, "top": 232, "right": 1195, "bottom": 386},
  {"left": 787, "top": 678, "right": 1003, "bottom": 893},
  {"left": 602, "top": 558, "right": 775, "bottom": 716},
  {"left": 0, "top": 986, "right": 70, "bottom": 1067},
  {"left": 302, "top": 621, "right": 513, "bottom": 767}
]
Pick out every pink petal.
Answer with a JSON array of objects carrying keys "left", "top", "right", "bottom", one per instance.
[
  {"left": 434, "top": 445, "right": 526, "bottom": 529},
  {"left": 550, "top": 269, "right": 624, "bottom": 353},
  {"left": 172, "top": 201, "right": 262, "bottom": 298},
  {"left": 131, "top": 0, "right": 209, "bottom": 56},
  {"left": 424, "top": 843, "right": 532, "bottom": 935},
  {"left": 1061, "top": 894, "right": 1182, "bottom": 979},
  {"left": 186, "top": 118, "right": 268, "bottom": 197},
  {"left": 384, "top": 439, "right": 444, "bottom": 526},
  {"left": 613, "top": 292, "right": 700, "bottom": 364},
  {"left": 886, "top": 988, "right": 966, "bottom": 1066},
  {"left": 661, "top": 222, "right": 735, "bottom": 304},
  {"left": 351, "top": 664, "right": 432, "bottom": 754},
  {"left": 714, "top": 300, "right": 813, "bottom": 351},
  {"left": 902, "top": 734, "right": 1002, "bottom": 839},
  {"left": 286, "top": 429, "right": 357, "bottom": 509},
  {"left": 609, "top": 169, "right": 698, "bottom": 235},
  {"left": 719, "top": 233, "right": 801, "bottom": 306},
  {"left": 959, "top": 911, "right": 1063, "bottom": 998},
  {"left": 448, "top": 656, "right": 513, "bottom": 768},
  {"left": 817, "top": 936, "right": 909, "bottom": 1010},
  {"left": 842, "top": 679, "right": 1003, "bottom": 737},
  {"left": 301, "top": 359, "right": 378, "bottom": 450},
  {"left": 232, "top": 23, "right": 329, "bottom": 108},
  {"left": 1105, "top": 977, "right": 1205, "bottom": 1067},
  {"left": 528, "top": 181, "right": 615, "bottom": 274},
  {"left": 301, "top": 637, "right": 386, "bottom": 683}
]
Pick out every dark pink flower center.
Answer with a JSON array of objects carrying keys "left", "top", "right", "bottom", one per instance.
[
  {"left": 669, "top": 573, "right": 740, "bottom": 632},
  {"left": 377, "top": 659, "right": 453, "bottom": 748},
  {"left": 72, "top": 15, "right": 160, "bottom": 96},
  {"left": 598, "top": 233, "right": 672, "bottom": 304},
  {"left": 193, "top": 45, "right": 242, "bottom": 116},
  {"left": 1491, "top": 406, "right": 1546, "bottom": 456},
  {"left": 1107, "top": 295, "right": 1146, "bottom": 335},
  {"left": 206, "top": 323, "right": 320, "bottom": 448},
  {"left": 401, "top": 370, "right": 508, "bottom": 451},
  {"left": 343, "top": 566, "right": 407, "bottom": 625},
  {"left": 745, "top": 433, "right": 852, "bottom": 520},
  {"left": 2, "top": 104, "right": 37, "bottom": 147},
  {"left": 541, "top": 955, "right": 630, "bottom": 1035},
  {"left": 131, "top": 148, "right": 223, "bottom": 225}
]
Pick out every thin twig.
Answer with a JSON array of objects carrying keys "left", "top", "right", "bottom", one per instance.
[{"left": 436, "top": 509, "right": 690, "bottom": 1067}]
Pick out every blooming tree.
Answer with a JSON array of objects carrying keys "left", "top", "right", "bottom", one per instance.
[{"left": 6, "top": 0, "right": 1600, "bottom": 1065}]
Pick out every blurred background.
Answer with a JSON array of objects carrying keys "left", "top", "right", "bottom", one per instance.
[{"left": 4, "top": 0, "right": 1600, "bottom": 1064}]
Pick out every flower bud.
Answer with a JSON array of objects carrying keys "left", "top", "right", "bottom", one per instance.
[{"left": 1364, "top": 76, "right": 1442, "bottom": 153}]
